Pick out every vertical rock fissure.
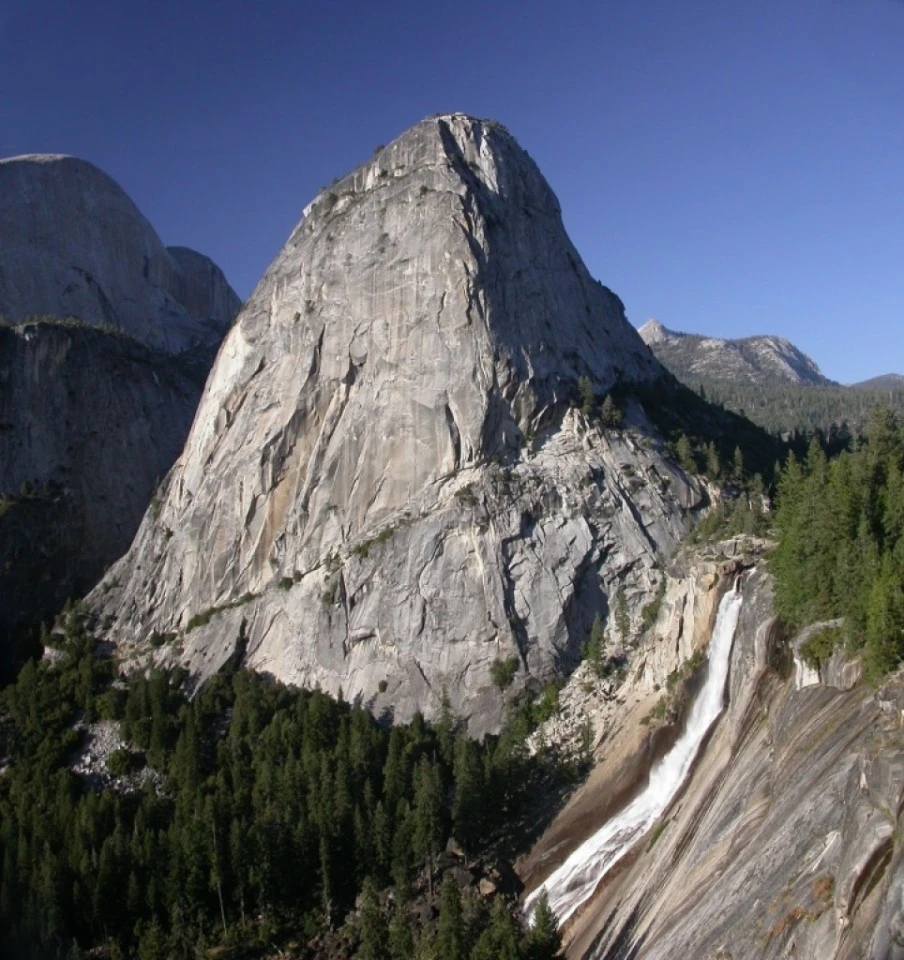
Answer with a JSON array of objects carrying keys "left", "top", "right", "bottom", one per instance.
[{"left": 444, "top": 401, "right": 461, "bottom": 470}]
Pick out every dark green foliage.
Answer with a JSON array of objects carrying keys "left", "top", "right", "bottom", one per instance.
[
  {"left": 106, "top": 748, "right": 135, "bottom": 777},
  {"left": 388, "top": 901, "right": 416, "bottom": 960},
  {"left": 0, "top": 614, "right": 569, "bottom": 959},
  {"left": 642, "top": 648, "right": 706, "bottom": 727},
  {"left": 640, "top": 581, "right": 667, "bottom": 631},
  {"left": 772, "top": 406, "right": 904, "bottom": 680},
  {"left": 356, "top": 878, "right": 390, "bottom": 960},
  {"left": 679, "top": 376, "right": 904, "bottom": 440},
  {"left": 675, "top": 433, "right": 697, "bottom": 473},
  {"left": 523, "top": 890, "right": 562, "bottom": 959},
  {"left": 620, "top": 376, "right": 783, "bottom": 485},
  {"left": 574, "top": 380, "right": 623, "bottom": 427},
  {"left": 645, "top": 328, "right": 904, "bottom": 438},
  {"left": 184, "top": 592, "right": 254, "bottom": 632},
  {"left": 452, "top": 737, "right": 487, "bottom": 852},
  {"left": 613, "top": 589, "right": 630, "bottom": 642},
  {"left": 412, "top": 756, "right": 445, "bottom": 882},
  {"left": 148, "top": 630, "right": 174, "bottom": 648},
  {"left": 599, "top": 394, "right": 623, "bottom": 428},
  {"left": 352, "top": 879, "right": 558, "bottom": 960},
  {"left": 577, "top": 376, "right": 595, "bottom": 416},
  {"left": 353, "top": 526, "right": 396, "bottom": 559},
  {"left": 490, "top": 655, "right": 519, "bottom": 690},
  {"left": 532, "top": 682, "right": 561, "bottom": 724},
  {"left": 581, "top": 613, "right": 607, "bottom": 675},
  {"left": 687, "top": 487, "right": 771, "bottom": 544},
  {"left": 471, "top": 896, "right": 522, "bottom": 960},
  {"left": 800, "top": 627, "right": 843, "bottom": 669},
  {"left": 436, "top": 876, "right": 466, "bottom": 960}
]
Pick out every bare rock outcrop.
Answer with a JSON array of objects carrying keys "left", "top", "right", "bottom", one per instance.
[
  {"left": 534, "top": 562, "right": 904, "bottom": 960},
  {"left": 639, "top": 318, "right": 832, "bottom": 386},
  {"left": 90, "top": 114, "right": 702, "bottom": 734}
]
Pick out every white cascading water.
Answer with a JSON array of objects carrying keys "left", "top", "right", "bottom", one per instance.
[{"left": 524, "top": 580, "right": 745, "bottom": 926}]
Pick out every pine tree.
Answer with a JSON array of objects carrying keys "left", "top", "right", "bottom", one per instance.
[
  {"left": 356, "top": 878, "right": 389, "bottom": 960},
  {"left": 731, "top": 446, "right": 745, "bottom": 483},
  {"left": 863, "top": 557, "right": 904, "bottom": 680},
  {"left": 614, "top": 590, "right": 630, "bottom": 644},
  {"left": 412, "top": 758, "right": 444, "bottom": 896},
  {"left": 319, "top": 831, "right": 335, "bottom": 927},
  {"left": 470, "top": 897, "right": 520, "bottom": 960},
  {"left": 382, "top": 728, "right": 407, "bottom": 814},
  {"left": 583, "top": 613, "right": 606, "bottom": 675},
  {"left": 136, "top": 918, "right": 169, "bottom": 960},
  {"left": 675, "top": 433, "right": 696, "bottom": 474},
  {"left": 435, "top": 876, "right": 466, "bottom": 960},
  {"left": 600, "top": 394, "right": 623, "bottom": 428},
  {"left": 452, "top": 736, "right": 485, "bottom": 852},
  {"left": 524, "top": 890, "right": 562, "bottom": 959},
  {"left": 388, "top": 900, "right": 415, "bottom": 960},
  {"left": 371, "top": 801, "right": 391, "bottom": 884},
  {"left": 577, "top": 376, "right": 595, "bottom": 416},
  {"left": 705, "top": 441, "right": 722, "bottom": 481}
]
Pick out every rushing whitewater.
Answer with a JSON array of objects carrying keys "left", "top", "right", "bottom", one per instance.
[{"left": 525, "top": 581, "right": 745, "bottom": 926}]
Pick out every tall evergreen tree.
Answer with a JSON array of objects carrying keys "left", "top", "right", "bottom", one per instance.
[
  {"left": 435, "top": 876, "right": 466, "bottom": 960},
  {"left": 356, "top": 878, "right": 389, "bottom": 960},
  {"left": 524, "top": 890, "right": 562, "bottom": 959},
  {"left": 412, "top": 758, "right": 444, "bottom": 894}
]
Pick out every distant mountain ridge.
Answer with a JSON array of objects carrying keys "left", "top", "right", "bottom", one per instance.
[
  {"left": 849, "top": 373, "right": 904, "bottom": 391},
  {"left": 0, "top": 153, "right": 240, "bottom": 363},
  {"left": 638, "top": 319, "right": 833, "bottom": 387},
  {"left": 638, "top": 319, "right": 903, "bottom": 439}
]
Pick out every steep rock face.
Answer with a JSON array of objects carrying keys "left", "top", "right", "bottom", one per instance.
[
  {"left": 90, "top": 114, "right": 700, "bottom": 734},
  {"left": 518, "top": 542, "right": 743, "bottom": 891},
  {"left": 0, "top": 154, "right": 241, "bottom": 674},
  {"left": 0, "top": 154, "right": 240, "bottom": 359},
  {"left": 0, "top": 321, "right": 201, "bottom": 676},
  {"left": 527, "top": 560, "right": 904, "bottom": 960},
  {"left": 639, "top": 318, "right": 831, "bottom": 386}
]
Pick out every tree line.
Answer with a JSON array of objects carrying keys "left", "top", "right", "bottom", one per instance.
[{"left": 689, "top": 378, "right": 904, "bottom": 442}]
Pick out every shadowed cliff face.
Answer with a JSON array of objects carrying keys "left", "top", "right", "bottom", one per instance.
[
  {"left": 0, "top": 322, "right": 202, "bottom": 678},
  {"left": 527, "top": 562, "right": 904, "bottom": 960},
  {"left": 88, "top": 113, "right": 702, "bottom": 735},
  {"left": 0, "top": 153, "right": 242, "bottom": 676}
]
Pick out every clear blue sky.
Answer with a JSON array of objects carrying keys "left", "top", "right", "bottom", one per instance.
[{"left": 2, "top": 0, "right": 901, "bottom": 382}]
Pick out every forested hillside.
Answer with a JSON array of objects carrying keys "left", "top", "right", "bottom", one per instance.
[
  {"left": 772, "top": 406, "right": 904, "bottom": 679},
  {"left": 638, "top": 320, "right": 904, "bottom": 439},
  {"left": 698, "top": 380, "right": 904, "bottom": 440},
  {"left": 0, "top": 606, "right": 566, "bottom": 960}
]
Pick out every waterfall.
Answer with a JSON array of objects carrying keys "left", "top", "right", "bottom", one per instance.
[{"left": 524, "top": 580, "right": 745, "bottom": 926}]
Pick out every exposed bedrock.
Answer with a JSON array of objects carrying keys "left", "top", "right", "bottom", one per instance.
[
  {"left": 529, "top": 561, "right": 904, "bottom": 960},
  {"left": 88, "top": 114, "right": 700, "bottom": 734}
]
